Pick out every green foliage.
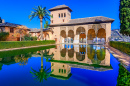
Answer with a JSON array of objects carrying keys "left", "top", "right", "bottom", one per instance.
[
  {"left": 0, "top": 40, "right": 55, "bottom": 49},
  {"left": 119, "top": 0, "right": 130, "bottom": 36},
  {"left": 0, "top": 32, "right": 9, "bottom": 41},
  {"left": 117, "top": 64, "right": 130, "bottom": 86},
  {"left": 110, "top": 41, "right": 130, "bottom": 55},
  {"left": 0, "top": 17, "right": 2, "bottom": 23},
  {"left": 23, "top": 34, "right": 37, "bottom": 41},
  {"left": 0, "top": 45, "right": 56, "bottom": 58},
  {"left": 29, "top": 6, "right": 51, "bottom": 21},
  {"left": 30, "top": 67, "right": 54, "bottom": 82},
  {"left": 0, "top": 64, "right": 3, "bottom": 70},
  {"left": 44, "top": 21, "right": 49, "bottom": 28}
]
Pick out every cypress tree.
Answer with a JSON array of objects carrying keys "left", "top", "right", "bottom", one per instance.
[
  {"left": 119, "top": 0, "right": 130, "bottom": 36},
  {"left": 0, "top": 17, "right": 2, "bottom": 23}
]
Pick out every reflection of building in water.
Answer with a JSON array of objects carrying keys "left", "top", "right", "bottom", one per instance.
[
  {"left": 49, "top": 44, "right": 110, "bottom": 67},
  {"left": 50, "top": 62, "right": 71, "bottom": 80}
]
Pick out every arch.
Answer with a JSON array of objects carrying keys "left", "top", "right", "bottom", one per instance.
[
  {"left": 68, "top": 30, "right": 74, "bottom": 43},
  {"left": 76, "top": 27, "right": 85, "bottom": 35},
  {"left": 68, "top": 30, "right": 74, "bottom": 38},
  {"left": 97, "top": 28, "right": 106, "bottom": 40},
  {"left": 60, "top": 48, "right": 66, "bottom": 57},
  {"left": 60, "top": 30, "right": 66, "bottom": 38},
  {"left": 76, "top": 27, "right": 86, "bottom": 43},
  {"left": 60, "top": 30, "right": 66, "bottom": 43},
  {"left": 87, "top": 29, "right": 96, "bottom": 40}
]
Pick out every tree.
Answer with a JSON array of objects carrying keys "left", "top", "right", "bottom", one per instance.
[
  {"left": 15, "top": 26, "right": 27, "bottom": 41},
  {"left": 119, "top": 0, "right": 130, "bottom": 36},
  {"left": 0, "top": 17, "right": 2, "bottom": 23},
  {"left": 30, "top": 50, "right": 54, "bottom": 82},
  {"left": 29, "top": 6, "right": 52, "bottom": 41}
]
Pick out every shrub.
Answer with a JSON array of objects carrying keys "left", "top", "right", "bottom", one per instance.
[
  {"left": 0, "top": 32, "right": 9, "bottom": 41},
  {"left": 117, "top": 64, "right": 130, "bottom": 86},
  {"left": 23, "top": 34, "right": 37, "bottom": 41},
  {"left": 110, "top": 41, "right": 130, "bottom": 55},
  {"left": 0, "top": 40, "right": 55, "bottom": 49}
]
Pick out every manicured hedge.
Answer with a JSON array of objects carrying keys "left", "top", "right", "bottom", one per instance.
[
  {"left": 110, "top": 41, "right": 130, "bottom": 55},
  {"left": 0, "top": 45, "right": 56, "bottom": 58},
  {"left": 117, "top": 64, "right": 130, "bottom": 86},
  {"left": 0, "top": 40, "right": 55, "bottom": 49}
]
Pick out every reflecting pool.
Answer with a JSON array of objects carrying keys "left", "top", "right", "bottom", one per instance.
[{"left": 0, "top": 44, "right": 122, "bottom": 86}]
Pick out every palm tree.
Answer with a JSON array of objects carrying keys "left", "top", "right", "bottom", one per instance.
[
  {"left": 29, "top": 6, "right": 52, "bottom": 41},
  {"left": 30, "top": 50, "right": 54, "bottom": 82}
]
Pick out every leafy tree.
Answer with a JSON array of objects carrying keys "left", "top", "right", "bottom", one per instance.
[
  {"left": 0, "top": 32, "right": 9, "bottom": 41},
  {"left": 29, "top": 6, "right": 52, "bottom": 41},
  {"left": 119, "top": 0, "right": 130, "bottom": 36},
  {"left": 0, "top": 17, "right": 2, "bottom": 23},
  {"left": 30, "top": 50, "right": 54, "bottom": 82},
  {"left": 117, "top": 64, "right": 130, "bottom": 86}
]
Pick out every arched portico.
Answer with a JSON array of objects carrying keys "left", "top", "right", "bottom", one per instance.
[
  {"left": 97, "top": 28, "right": 106, "bottom": 44},
  {"left": 68, "top": 30, "right": 74, "bottom": 43},
  {"left": 76, "top": 27, "right": 86, "bottom": 43},
  {"left": 60, "top": 30, "right": 66, "bottom": 43},
  {"left": 87, "top": 29, "right": 96, "bottom": 44}
]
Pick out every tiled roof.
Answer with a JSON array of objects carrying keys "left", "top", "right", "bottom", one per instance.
[
  {"left": 29, "top": 28, "right": 51, "bottom": 32},
  {"left": 49, "top": 5, "right": 72, "bottom": 12},
  {"left": 0, "top": 22, "right": 21, "bottom": 27},
  {"left": 49, "top": 16, "right": 114, "bottom": 26},
  {"left": 68, "top": 16, "right": 114, "bottom": 24}
]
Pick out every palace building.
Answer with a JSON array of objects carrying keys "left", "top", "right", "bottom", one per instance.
[{"left": 48, "top": 5, "right": 114, "bottom": 44}]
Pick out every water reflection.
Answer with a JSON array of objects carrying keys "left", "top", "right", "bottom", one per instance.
[
  {"left": 0, "top": 44, "right": 111, "bottom": 82},
  {"left": 30, "top": 50, "right": 54, "bottom": 82}
]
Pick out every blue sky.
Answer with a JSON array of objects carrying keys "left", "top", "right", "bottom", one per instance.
[{"left": 0, "top": 0, "right": 120, "bottom": 30}]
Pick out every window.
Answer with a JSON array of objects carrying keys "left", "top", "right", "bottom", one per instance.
[
  {"left": 63, "top": 19, "right": 64, "bottom": 22},
  {"left": 64, "top": 13, "right": 66, "bottom": 17},
  {"left": 59, "top": 14, "right": 60, "bottom": 18},
  {"left": 61, "top": 13, "right": 63, "bottom": 17},
  {"left": 10, "top": 28, "right": 14, "bottom": 33}
]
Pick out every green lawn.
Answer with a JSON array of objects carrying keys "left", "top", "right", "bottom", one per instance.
[{"left": 0, "top": 40, "right": 55, "bottom": 49}]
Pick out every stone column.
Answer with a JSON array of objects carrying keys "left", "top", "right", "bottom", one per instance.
[{"left": 66, "top": 27, "right": 68, "bottom": 44}]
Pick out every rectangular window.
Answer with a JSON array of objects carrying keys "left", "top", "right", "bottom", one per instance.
[
  {"left": 10, "top": 28, "right": 14, "bottom": 33},
  {"left": 59, "top": 14, "right": 60, "bottom": 18},
  {"left": 64, "top": 13, "right": 66, "bottom": 17},
  {"left": 61, "top": 13, "right": 63, "bottom": 17},
  {"left": 51, "top": 20, "right": 53, "bottom": 23}
]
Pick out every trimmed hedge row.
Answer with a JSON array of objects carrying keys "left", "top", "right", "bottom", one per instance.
[
  {"left": 0, "top": 45, "right": 56, "bottom": 58},
  {"left": 110, "top": 41, "right": 130, "bottom": 55},
  {"left": 117, "top": 64, "right": 130, "bottom": 86},
  {"left": 0, "top": 40, "right": 55, "bottom": 49}
]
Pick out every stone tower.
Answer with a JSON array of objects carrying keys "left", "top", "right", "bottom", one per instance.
[{"left": 49, "top": 5, "right": 72, "bottom": 24}]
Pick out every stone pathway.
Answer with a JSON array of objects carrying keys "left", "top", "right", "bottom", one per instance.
[{"left": 106, "top": 45, "right": 130, "bottom": 72}]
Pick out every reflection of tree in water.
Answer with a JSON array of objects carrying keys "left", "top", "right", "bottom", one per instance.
[
  {"left": 42, "top": 49, "right": 54, "bottom": 62},
  {"left": 87, "top": 45, "right": 95, "bottom": 60},
  {"left": 14, "top": 53, "right": 32, "bottom": 65},
  {"left": 30, "top": 50, "right": 54, "bottom": 82},
  {"left": 0, "top": 64, "right": 3, "bottom": 70},
  {"left": 87, "top": 45, "right": 105, "bottom": 64}
]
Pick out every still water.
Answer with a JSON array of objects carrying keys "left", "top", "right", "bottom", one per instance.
[{"left": 0, "top": 44, "right": 120, "bottom": 86}]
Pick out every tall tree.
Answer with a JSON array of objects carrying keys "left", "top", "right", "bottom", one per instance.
[
  {"left": 119, "top": 0, "right": 130, "bottom": 36},
  {"left": 29, "top": 6, "right": 52, "bottom": 40}
]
